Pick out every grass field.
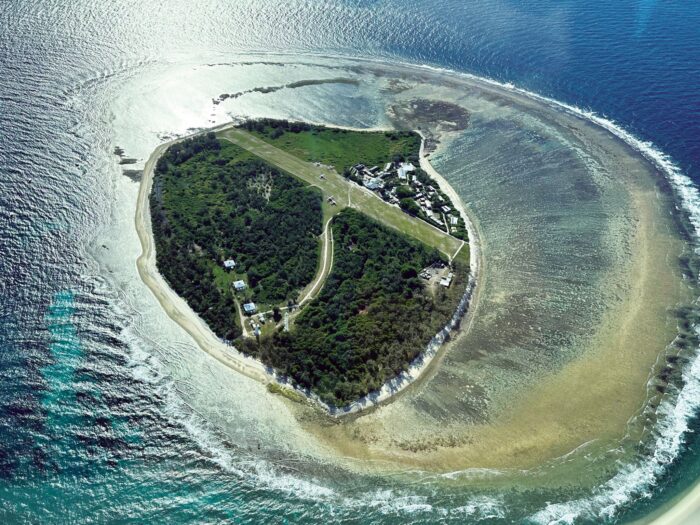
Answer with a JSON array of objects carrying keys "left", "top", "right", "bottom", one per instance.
[
  {"left": 250, "top": 126, "right": 421, "bottom": 174},
  {"left": 219, "top": 128, "right": 466, "bottom": 261}
]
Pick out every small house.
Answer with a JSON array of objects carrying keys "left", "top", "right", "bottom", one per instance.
[
  {"left": 450, "top": 216, "right": 459, "bottom": 225},
  {"left": 233, "top": 280, "right": 246, "bottom": 292},
  {"left": 223, "top": 259, "right": 236, "bottom": 270},
  {"left": 243, "top": 302, "right": 257, "bottom": 315},
  {"left": 439, "top": 272, "right": 454, "bottom": 288}
]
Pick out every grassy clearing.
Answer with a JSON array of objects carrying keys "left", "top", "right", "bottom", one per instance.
[{"left": 250, "top": 125, "right": 421, "bottom": 174}]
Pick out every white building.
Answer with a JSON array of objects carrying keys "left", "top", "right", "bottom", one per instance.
[
  {"left": 233, "top": 280, "right": 246, "bottom": 292},
  {"left": 223, "top": 259, "right": 236, "bottom": 270},
  {"left": 439, "top": 273, "right": 454, "bottom": 288},
  {"left": 397, "top": 162, "right": 416, "bottom": 180}
]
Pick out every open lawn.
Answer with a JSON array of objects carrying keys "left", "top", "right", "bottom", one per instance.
[{"left": 249, "top": 125, "right": 421, "bottom": 174}]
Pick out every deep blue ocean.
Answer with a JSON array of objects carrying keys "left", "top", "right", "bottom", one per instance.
[{"left": 1, "top": 1, "right": 699, "bottom": 523}]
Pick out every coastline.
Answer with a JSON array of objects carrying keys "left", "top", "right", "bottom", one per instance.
[
  {"left": 647, "top": 482, "right": 700, "bottom": 525},
  {"left": 135, "top": 123, "right": 274, "bottom": 388},
  {"left": 134, "top": 121, "right": 480, "bottom": 417}
]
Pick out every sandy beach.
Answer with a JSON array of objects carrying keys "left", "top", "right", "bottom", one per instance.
[
  {"left": 135, "top": 124, "right": 273, "bottom": 388},
  {"left": 278, "top": 67, "right": 694, "bottom": 476},
  {"left": 646, "top": 481, "right": 700, "bottom": 524}
]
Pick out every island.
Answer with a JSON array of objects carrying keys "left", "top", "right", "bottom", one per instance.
[{"left": 148, "top": 120, "right": 470, "bottom": 408}]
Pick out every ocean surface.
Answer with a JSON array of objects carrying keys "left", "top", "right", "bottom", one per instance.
[{"left": 1, "top": 1, "right": 700, "bottom": 523}]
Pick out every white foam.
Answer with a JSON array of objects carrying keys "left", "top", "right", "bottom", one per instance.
[
  {"left": 451, "top": 495, "right": 507, "bottom": 520},
  {"left": 124, "top": 55, "right": 700, "bottom": 520},
  {"left": 528, "top": 342, "right": 700, "bottom": 523},
  {"left": 159, "top": 379, "right": 338, "bottom": 501},
  {"left": 343, "top": 489, "right": 435, "bottom": 515}
]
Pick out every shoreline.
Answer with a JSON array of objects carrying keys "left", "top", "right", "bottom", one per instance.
[
  {"left": 647, "top": 481, "right": 700, "bottom": 525},
  {"left": 134, "top": 121, "right": 481, "bottom": 417},
  {"left": 123, "top": 54, "right": 699, "bottom": 519}
]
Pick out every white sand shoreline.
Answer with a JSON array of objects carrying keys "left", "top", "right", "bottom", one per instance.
[{"left": 135, "top": 120, "right": 481, "bottom": 417}]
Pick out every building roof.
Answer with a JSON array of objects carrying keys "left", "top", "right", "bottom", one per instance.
[
  {"left": 364, "top": 177, "right": 384, "bottom": 190},
  {"left": 233, "top": 280, "right": 246, "bottom": 290},
  {"left": 223, "top": 259, "right": 236, "bottom": 268},
  {"left": 243, "top": 302, "right": 257, "bottom": 313},
  {"left": 397, "top": 162, "right": 415, "bottom": 180}
]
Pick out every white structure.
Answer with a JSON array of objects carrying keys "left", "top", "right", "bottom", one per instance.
[
  {"left": 397, "top": 162, "right": 415, "bottom": 180},
  {"left": 223, "top": 259, "right": 236, "bottom": 270},
  {"left": 233, "top": 280, "right": 246, "bottom": 292},
  {"left": 364, "top": 177, "right": 384, "bottom": 190},
  {"left": 439, "top": 272, "right": 454, "bottom": 288},
  {"left": 243, "top": 302, "right": 257, "bottom": 315}
]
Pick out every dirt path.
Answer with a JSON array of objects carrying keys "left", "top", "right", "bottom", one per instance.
[
  {"left": 297, "top": 216, "right": 334, "bottom": 306},
  {"left": 233, "top": 298, "right": 249, "bottom": 338}
]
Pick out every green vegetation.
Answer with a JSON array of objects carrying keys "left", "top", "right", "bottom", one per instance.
[
  {"left": 266, "top": 382, "right": 307, "bottom": 403},
  {"left": 410, "top": 168, "right": 470, "bottom": 241},
  {"left": 239, "top": 209, "right": 465, "bottom": 406},
  {"left": 219, "top": 127, "right": 465, "bottom": 258},
  {"left": 151, "top": 133, "right": 323, "bottom": 339},
  {"left": 239, "top": 119, "right": 469, "bottom": 242},
  {"left": 151, "top": 125, "right": 469, "bottom": 407},
  {"left": 241, "top": 118, "right": 421, "bottom": 174}
]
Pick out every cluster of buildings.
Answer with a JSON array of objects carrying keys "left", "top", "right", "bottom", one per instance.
[
  {"left": 350, "top": 161, "right": 416, "bottom": 192},
  {"left": 348, "top": 160, "right": 460, "bottom": 234},
  {"left": 223, "top": 258, "right": 257, "bottom": 315},
  {"left": 419, "top": 262, "right": 454, "bottom": 289}
]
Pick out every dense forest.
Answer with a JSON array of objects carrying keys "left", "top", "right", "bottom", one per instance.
[
  {"left": 239, "top": 208, "right": 464, "bottom": 406},
  {"left": 151, "top": 133, "right": 323, "bottom": 340}
]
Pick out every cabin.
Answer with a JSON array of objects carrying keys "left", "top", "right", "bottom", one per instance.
[
  {"left": 233, "top": 280, "right": 247, "bottom": 292},
  {"left": 243, "top": 302, "right": 257, "bottom": 315},
  {"left": 223, "top": 259, "right": 236, "bottom": 270},
  {"left": 439, "top": 272, "right": 454, "bottom": 288},
  {"left": 450, "top": 216, "right": 459, "bottom": 225}
]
